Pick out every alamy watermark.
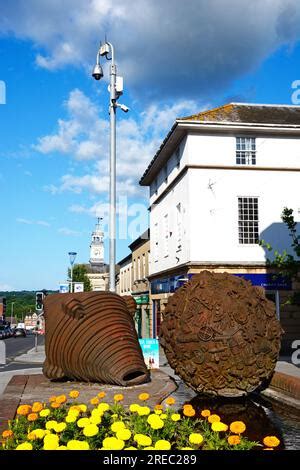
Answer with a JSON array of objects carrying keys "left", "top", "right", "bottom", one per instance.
[
  {"left": 0, "top": 80, "right": 6, "bottom": 104},
  {"left": 291, "top": 80, "right": 300, "bottom": 104},
  {"left": 291, "top": 340, "right": 300, "bottom": 366}
]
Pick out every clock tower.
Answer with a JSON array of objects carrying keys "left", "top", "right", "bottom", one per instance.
[{"left": 89, "top": 217, "right": 104, "bottom": 265}]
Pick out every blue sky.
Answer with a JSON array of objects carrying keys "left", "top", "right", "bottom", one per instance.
[{"left": 1, "top": 0, "right": 300, "bottom": 291}]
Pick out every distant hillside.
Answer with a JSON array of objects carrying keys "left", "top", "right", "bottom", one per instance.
[{"left": 0, "top": 290, "right": 58, "bottom": 320}]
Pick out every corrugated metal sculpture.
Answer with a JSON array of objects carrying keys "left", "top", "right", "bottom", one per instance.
[
  {"left": 160, "top": 271, "right": 283, "bottom": 397},
  {"left": 43, "top": 292, "right": 150, "bottom": 386}
]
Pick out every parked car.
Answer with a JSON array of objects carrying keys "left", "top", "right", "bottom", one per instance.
[
  {"left": 0, "top": 324, "right": 12, "bottom": 339},
  {"left": 13, "top": 327, "right": 27, "bottom": 338}
]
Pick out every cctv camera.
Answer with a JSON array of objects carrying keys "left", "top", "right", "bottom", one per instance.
[
  {"left": 118, "top": 104, "right": 129, "bottom": 113},
  {"left": 92, "top": 64, "right": 103, "bottom": 81}
]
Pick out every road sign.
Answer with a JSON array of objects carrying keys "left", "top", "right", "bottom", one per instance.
[{"left": 59, "top": 283, "right": 69, "bottom": 293}]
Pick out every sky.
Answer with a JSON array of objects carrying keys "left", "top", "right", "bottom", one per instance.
[{"left": 1, "top": 0, "right": 300, "bottom": 291}]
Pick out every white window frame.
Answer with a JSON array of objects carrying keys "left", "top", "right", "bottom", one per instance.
[
  {"left": 238, "top": 196, "right": 259, "bottom": 245},
  {"left": 236, "top": 137, "right": 256, "bottom": 165}
]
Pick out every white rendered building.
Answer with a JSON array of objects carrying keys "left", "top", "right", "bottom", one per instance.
[{"left": 139, "top": 103, "right": 300, "bottom": 345}]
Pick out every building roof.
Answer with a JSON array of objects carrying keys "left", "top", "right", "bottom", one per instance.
[
  {"left": 117, "top": 253, "right": 132, "bottom": 267},
  {"left": 139, "top": 102, "right": 300, "bottom": 185},
  {"left": 129, "top": 229, "right": 150, "bottom": 252}
]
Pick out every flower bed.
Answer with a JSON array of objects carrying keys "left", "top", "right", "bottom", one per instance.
[{"left": 1, "top": 391, "right": 280, "bottom": 450}]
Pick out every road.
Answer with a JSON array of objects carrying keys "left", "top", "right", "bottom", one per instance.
[{"left": 0, "top": 334, "right": 44, "bottom": 370}]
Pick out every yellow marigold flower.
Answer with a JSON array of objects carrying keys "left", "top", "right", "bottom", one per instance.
[
  {"left": 54, "top": 422, "right": 67, "bottom": 433},
  {"left": 143, "top": 446, "right": 155, "bottom": 450},
  {"left": 39, "top": 408, "right": 50, "bottom": 417},
  {"left": 83, "top": 424, "right": 99, "bottom": 437},
  {"left": 77, "top": 417, "right": 90, "bottom": 428},
  {"left": 97, "top": 402, "right": 110, "bottom": 413},
  {"left": 114, "top": 393, "right": 124, "bottom": 402},
  {"left": 16, "top": 442, "right": 33, "bottom": 450},
  {"left": 165, "top": 397, "right": 176, "bottom": 406},
  {"left": 69, "top": 390, "right": 80, "bottom": 399},
  {"left": 67, "top": 440, "right": 90, "bottom": 450},
  {"left": 65, "top": 414, "right": 77, "bottom": 423},
  {"left": 79, "top": 404, "right": 87, "bottom": 412},
  {"left": 137, "top": 406, "right": 151, "bottom": 416},
  {"left": 211, "top": 422, "right": 228, "bottom": 432},
  {"left": 171, "top": 414, "right": 181, "bottom": 422},
  {"left": 90, "top": 414, "right": 102, "bottom": 425},
  {"left": 43, "top": 434, "right": 59, "bottom": 450},
  {"left": 201, "top": 409, "right": 211, "bottom": 418},
  {"left": 129, "top": 403, "right": 140, "bottom": 413},
  {"left": 138, "top": 392, "right": 150, "bottom": 401},
  {"left": 134, "top": 434, "right": 152, "bottom": 447},
  {"left": 229, "top": 421, "right": 246, "bottom": 434},
  {"left": 49, "top": 396, "right": 57, "bottom": 403},
  {"left": 51, "top": 402, "right": 60, "bottom": 409},
  {"left": 97, "top": 391, "right": 106, "bottom": 399},
  {"left": 160, "top": 413, "right": 167, "bottom": 420},
  {"left": 111, "top": 421, "right": 126, "bottom": 433},
  {"left": 183, "top": 407, "right": 196, "bottom": 417},
  {"left": 90, "top": 397, "right": 99, "bottom": 405},
  {"left": 263, "top": 436, "right": 280, "bottom": 448},
  {"left": 154, "top": 409, "right": 162, "bottom": 415},
  {"left": 27, "top": 412, "right": 38, "bottom": 422},
  {"left": 102, "top": 437, "right": 125, "bottom": 450},
  {"left": 125, "top": 446, "right": 138, "bottom": 450},
  {"left": 2, "top": 430, "right": 13, "bottom": 439},
  {"left": 116, "top": 429, "right": 131, "bottom": 441},
  {"left": 17, "top": 404, "right": 31, "bottom": 416},
  {"left": 69, "top": 405, "right": 81, "bottom": 413},
  {"left": 57, "top": 445, "right": 68, "bottom": 450},
  {"left": 155, "top": 440, "right": 171, "bottom": 450},
  {"left": 180, "top": 447, "right": 194, "bottom": 450},
  {"left": 29, "top": 429, "right": 45, "bottom": 440},
  {"left": 46, "top": 420, "right": 58, "bottom": 430},
  {"left": 149, "top": 418, "right": 164, "bottom": 430},
  {"left": 208, "top": 414, "right": 221, "bottom": 424},
  {"left": 28, "top": 431, "right": 37, "bottom": 440},
  {"left": 154, "top": 404, "right": 163, "bottom": 410},
  {"left": 189, "top": 433, "right": 204, "bottom": 445},
  {"left": 228, "top": 435, "right": 241, "bottom": 445},
  {"left": 32, "top": 402, "right": 43, "bottom": 413},
  {"left": 56, "top": 394, "right": 67, "bottom": 404}
]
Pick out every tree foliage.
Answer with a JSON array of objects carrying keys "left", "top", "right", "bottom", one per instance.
[
  {"left": 68, "top": 264, "right": 92, "bottom": 292},
  {"left": 260, "top": 207, "right": 300, "bottom": 303}
]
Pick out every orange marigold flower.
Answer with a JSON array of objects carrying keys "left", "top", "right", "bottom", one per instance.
[
  {"left": 201, "top": 409, "right": 211, "bottom": 418},
  {"left": 69, "top": 390, "right": 80, "bottom": 399},
  {"left": 51, "top": 402, "right": 60, "bottom": 409},
  {"left": 183, "top": 407, "right": 196, "bottom": 417},
  {"left": 138, "top": 393, "right": 150, "bottom": 401},
  {"left": 56, "top": 394, "right": 67, "bottom": 404},
  {"left": 228, "top": 435, "right": 241, "bottom": 445},
  {"left": 114, "top": 394, "right": 124, "bottom": 402},
  {"left": 263, "top": 436, "right": 280, "bottom": 448},
  {"left": 154, "top": 404, "right": 163, "bottom": 410},
  {"left": 27, "top": 413, "right": 39, "bottom": 422},
  {"left": 229, "top": 421, "right": 246, "bottom": 434},
  {"left": 32, "top": 402, "right": 43, "bottom": 413},
  {"left": 208, "top": 414, "right": 221, "bottom": 424},
  {"left": 17, "top": 405, "right": 31, "bottom": 416},
  {"left": 165, "top": 397, "right": 176, "bottom": 406},
  {"left": 90, "top": 397, "right": 99, "bottom": 405},
  {"left": 97, "top": 391, "right": 106, "bottom": 399},
  {"left": 2, "top": 430, "right": 13, "bottom": 439}
]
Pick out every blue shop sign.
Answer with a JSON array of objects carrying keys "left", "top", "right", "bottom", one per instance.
[{"left": 234, "top": 273, "right": 292, "bottom": 290}]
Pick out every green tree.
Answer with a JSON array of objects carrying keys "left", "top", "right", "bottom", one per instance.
[
  {"left": 260, "top": 207, "right": 300, "bottom": 303},
  {"left": 68, "top": 264, "right": 92, "bottom": 292}
]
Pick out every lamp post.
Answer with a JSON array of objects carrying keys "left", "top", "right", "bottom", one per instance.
[
  {"left": 10, "top": 302, "right": 14, "bottom": 325},
  {"left": 68, "top": 251, "right": 77, "bottom": 293},
  {"left": 92, "top": 41, "right": 129, "bottom": 292}
]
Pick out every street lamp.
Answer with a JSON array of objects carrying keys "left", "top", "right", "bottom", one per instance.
[
  {"left": 92, "top": 41, "right": 129, "bottom": 292},
  {"left": 68, "top": 251, "right": 77, "bottom": 293}
]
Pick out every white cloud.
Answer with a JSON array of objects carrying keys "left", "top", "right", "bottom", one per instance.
[
  {"left": 1, "top": 1, "right": 300, "bottom": 99},
  {"left": 58, "top": 227, "right": 82, "bottom": 236},
  {"left": 0, "top": 283, "right": 14, "bottom": 291},
  {"left": 37, "top": 88, "right": 197, "bottom": 197},
  {"left": 16, "top": 218, "right": 50, "bottom": 227}
]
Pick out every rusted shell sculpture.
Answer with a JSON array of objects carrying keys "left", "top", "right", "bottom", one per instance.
[
  {"left": 43, "top": 292, "right": 150, "bottom": 386},
  {"left": 160, "top": 271, "right": 283, "bottom": 397}
]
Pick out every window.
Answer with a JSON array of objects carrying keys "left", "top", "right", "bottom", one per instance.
[
  {"left": 164, "top": 214, "right": 169, "bottom": 257},
  {"left": 176, "top": 203, "right": 182, "bottom": 250},
  {"left": 238, "top": 197, "right": 259, "bottom": 244},
  {"left": 142, "top": 253, "right": 146, "bottom": 278},
  {"left": 133, "top": 258, "right": 136, "bottom": 281},
  {"left": 236, "top": 137, "right": 256, "bottom": 165},
  {"left": 154, "top": 223, "right": 159, "bottom": 262},
  {"left": 175, "top": 146, "right": 181, "bottom": 168},
  {"left": 137, "top": 257, "right": 141, "bottom": 279}
]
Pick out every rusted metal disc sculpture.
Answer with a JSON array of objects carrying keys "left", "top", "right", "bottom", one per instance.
[
  {"left": 43, "top": 292, "right": 150, "bottom": 386},
  {"left": 160, "top": 271, "right": 283, "bottom": 397}
]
